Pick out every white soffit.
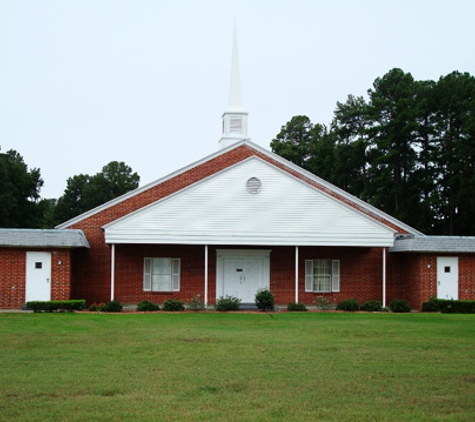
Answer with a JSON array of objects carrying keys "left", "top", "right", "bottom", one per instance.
[{"left": 103, "top": 157, "right": 396, "bottom": 246}]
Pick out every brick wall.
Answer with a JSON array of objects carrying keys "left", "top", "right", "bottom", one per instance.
[
  {"left": 110, "top": 243, "right": 475, "bottom": 310},
  {"left": 0, "top": 248, "right": 72, "bottom": 309},
  {"left": 67, "top": 144, "right": 413, "bottom": 306},
  {"left": 106, "top": 244, "right": 408, "bottom": 307},
  {"left": 387, "top": 253, "right": 475, "bottom": 309},
  {"left": 0, "top": 248, "right": 26, "bottom": 308}
]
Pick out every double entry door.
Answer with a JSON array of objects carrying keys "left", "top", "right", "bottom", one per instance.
[{"left": 216, "top": 250, "right": 271, "bottom": 303}]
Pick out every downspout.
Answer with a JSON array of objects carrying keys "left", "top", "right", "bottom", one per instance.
[
  {"left": 111, "top": 244, "right": 115, "bottom": 301},
  {"left": 204, "top": 245, "right": 208, "bottom": 307},
  {"left": 382, "top": 247, "right": 386, "bottom": 308},
  {"left": 295, "top": 246, "right": 299, "bottom": 303}
]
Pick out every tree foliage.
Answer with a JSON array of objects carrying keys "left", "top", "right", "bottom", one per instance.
[
  {"left": 0, "top": 148, "right": 46, "bottom": 228},
  {"left": 54, "top": 161, "right": 140, "bottom": 223},
  {"left": 272, "top": 68, "right": 475, "bottom": 235}
]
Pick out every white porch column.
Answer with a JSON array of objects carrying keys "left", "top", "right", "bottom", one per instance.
[
  {"left": 110, "top": 244, "right": 116, "bottom": 301},
  {"left": 295, "top": 246, "right": 299, "bottom": 303},
  {"left": 204, "top": 245, "right": 209, "bottom": 306},
  {"left": 382, "top": 247, "right": 387, "bottom": 308}
]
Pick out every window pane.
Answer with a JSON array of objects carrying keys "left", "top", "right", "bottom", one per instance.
[
  {"left": 314, "top": 260, "right": 331, "bottom": 292},
  {"left": 158, "top": 275, "right": 172, "bottom": 291},
  {"left": 151, "top": 258, "right": 172, "bottom": 291},
  {"left": 153, "top": 258, "right": 171, "bottom": 275}
]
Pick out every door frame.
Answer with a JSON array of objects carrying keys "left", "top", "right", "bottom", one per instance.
[{"left": 216, "top": 249, "right": 271, "bottom": 303}]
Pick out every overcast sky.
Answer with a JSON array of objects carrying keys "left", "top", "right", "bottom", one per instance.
[{"left": 1, "top": 0, "right": 474, "bottom": 199}]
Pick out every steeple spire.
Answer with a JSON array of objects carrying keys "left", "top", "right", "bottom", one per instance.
[
  {"left": 228, "top": 23, "right": 243, "bottom": 111},
  {"left": 219, "top": 22, "right": 249, "bottom": 149}
]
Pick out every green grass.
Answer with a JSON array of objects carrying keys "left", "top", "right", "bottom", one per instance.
[{"left": 1, "top": 312, "right": 475, "bottom": 421}]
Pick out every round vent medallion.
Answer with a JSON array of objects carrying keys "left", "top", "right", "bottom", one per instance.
[{"left": 246, "top": 177, "right": 262, "bottom": 194}]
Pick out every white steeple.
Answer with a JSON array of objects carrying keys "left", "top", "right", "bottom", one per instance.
[{"left": 219, "top": 23, "right": 249, "bottom": 149}]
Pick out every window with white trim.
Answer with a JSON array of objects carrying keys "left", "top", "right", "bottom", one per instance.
[
  {"left": 305, "top": 259, "right": 340, "bottom": 293},
  {"left": 143, "top": 258, "right": 180, "bottom": 292}
]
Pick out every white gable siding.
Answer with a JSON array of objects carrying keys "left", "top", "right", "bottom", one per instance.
[{"left": 104, "top": 157, "right": 396, "bottom": 246}]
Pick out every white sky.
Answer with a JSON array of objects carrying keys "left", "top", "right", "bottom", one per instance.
[{"left": 1, "top": 0, "right": 474, "bottom": 199}]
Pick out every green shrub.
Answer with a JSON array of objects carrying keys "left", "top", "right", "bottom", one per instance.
[
  {"left": 214, "top": 295, "right": 241, "bottom": 312},
  {"left": 336, "top": 299, "right": 360, "bottom": 311},
  {"left": 254, "top": 288, "right": 275, "bottom": 311},
  {"left": 287, "top": 302, "right": 307, "bottom": 312},
  {"left": 361, "top": 300, "right": 382, "bottom": 312},
  {"left": 314, "top": 296, "right": 336, "bottom": 310},
  {"left": 162, "top": 299, "right": 185, "bottom": 311},
  {"left": 88, "top": 302, "right": 100, "bottom": 311},
  {"left": 26, "top": 300, "right": 86, "bottom": 312},
  {"left": 437, "top": 299, "right": 475, "bottom": 314},
  {"left": 186, "top": 295, "right": 206, "bottom": 311},
  {"left": 389, "top": 298, "right": 411, "bottom": 313},
  {"left": 136, "top": 300, "right": 160, "bottom": 312},
  {"left": 421, "top": 297, "right": 441, "bottom": 312},
  {"left": 99, "top": 300, "right": 123, "bottom": 313}
]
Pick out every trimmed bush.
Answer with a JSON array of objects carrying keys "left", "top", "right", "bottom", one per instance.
[
  {"left": 254, "top": 288, "right": 275, "bottom": 311},
  {"left": 361, "top": 300, "right": 382, "bottom": 312},
  {"left": 26, "top": 300, "right": 86, "bottom": 312},
  {"left": 287, "top": 302, "right": 307, "bottom": 312},
  {"left": 421, "top": 297, "right": 442, "bottom": 312},
  {"left": 336, "top": 299, "right": 360, "bottom": 311},
  {"left": 136, "top": 300, "right": 160, "bottom": 312},
  {"left": 215, "top": 295, "right": 241, "bottom": 312},
  {"left": 389, "top": 299, "right": 411, "bottom": 313},
  {"left": 162, "top": 299, "right": 185, "bottom": 312},
  {"left": 437, "top": 299, "right": 475, "bottom": 314},
  {"left": 99, "top": 300, "right": 123, "bottom": 313}
]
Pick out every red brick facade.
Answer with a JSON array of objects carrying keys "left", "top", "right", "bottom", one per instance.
[
  {"left": 0, "top": 248, "right": 72, "bottom": 309},
  {"left": 63, "top": 144, "right": 417, "bottom": 307},
  {"left": 390, "top": 253, "right": 475, "bottom": 308},
  {"left": 2, "top": 144, "right": 470, "bottom": 310}
]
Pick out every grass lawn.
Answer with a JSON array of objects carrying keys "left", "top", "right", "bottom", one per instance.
[{"left": 1, "top": 312, "right": 474, "bottom": 421}]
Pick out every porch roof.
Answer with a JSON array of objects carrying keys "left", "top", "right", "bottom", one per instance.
[
  {"left": 390, "top": 235, "right": 475, "bottom": 253},
  {"left": 0, "top": 229, "right": 90, "bottom": 248}
]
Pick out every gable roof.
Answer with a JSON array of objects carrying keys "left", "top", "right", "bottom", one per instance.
[
  {"left": 0, "top": 229, "right": 90, "bottom": 248},
  {"left": 390, "top": 235, "right": 475, "bottom": 253},
  {"left": 103, "top": 156, "right": 397, "bottom": 247},
  {"left": 57, "top": 140, "right": 422, "bottom": 237}
]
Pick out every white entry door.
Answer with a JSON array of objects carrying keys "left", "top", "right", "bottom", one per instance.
[
  {"left": 26, "top": 252, "right": 52, "bottom": 302},
  {"left": 217, "top": 250, "right": 271, "bottom": 303},
  {"left": 223, "top": 259, "right": 264, "bottom": 303},
  {"left": 437, "top": 257, "right": 458, "bottom": 300}
]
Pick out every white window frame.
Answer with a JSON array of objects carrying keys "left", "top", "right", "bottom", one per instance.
[
  {"left": 143, "top": 258, "right": 180, "bottom": 292},
  {"left": 305, "top": 259, "right": 340, "bottom": 293}
]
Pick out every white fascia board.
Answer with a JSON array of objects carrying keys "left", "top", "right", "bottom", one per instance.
[{"left": 104, "top": 232, "right": 395, "bottom": 247}]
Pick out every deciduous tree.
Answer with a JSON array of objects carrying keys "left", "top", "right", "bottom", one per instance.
[
  {"left": 0, "top": 148, "right": 45, "bottom": 228},
  {"left": 55, "top": 161, "right": 140, "bottom": 223}
]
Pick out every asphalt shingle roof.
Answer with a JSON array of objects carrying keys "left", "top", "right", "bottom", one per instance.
[
  {"left": 0, "top": 229, "right": 90, "bottom": 248},
  {"left": 390, "top": 235, "right": 475, "bottom": 253}
]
